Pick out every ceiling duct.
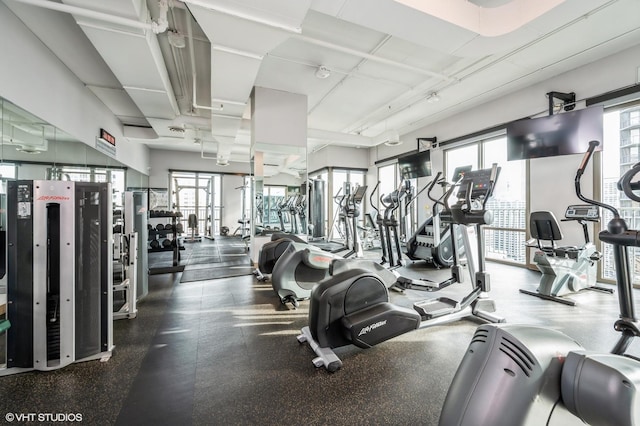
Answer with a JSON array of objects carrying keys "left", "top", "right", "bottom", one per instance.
[{"left": 185, "top": 0, "right": 312, "bottom": 165}]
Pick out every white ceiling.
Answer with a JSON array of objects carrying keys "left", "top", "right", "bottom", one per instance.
[{"left": 3, "top": 0, "right": 640, "bottom": 171}]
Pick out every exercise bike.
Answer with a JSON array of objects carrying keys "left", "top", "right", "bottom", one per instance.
[
  {"left": 439, "top": 140, "right": 640, "bottom": 426},
  {"left": 520, "top": 204, "right": 613, "bottom": 305},
  {"left": 297, "top": 164, "right": 504, "bottom": 371}
]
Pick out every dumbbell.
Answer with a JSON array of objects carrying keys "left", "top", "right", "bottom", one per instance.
[
  {"left": 156, "top": 223, "right": 165, "bottom": 231},
  {"left": 150, "top": 239, "right": 160, "bottom": 249},
  {"left": 176, "top": 223, "right": 184, "bottom": 233},
  {"left": 162, "top": 238, "right": 172, "bottom": 248}
]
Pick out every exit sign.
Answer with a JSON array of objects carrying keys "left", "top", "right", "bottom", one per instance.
[{"left": 96, "top": 128, "right": 116, "bottom": 157}]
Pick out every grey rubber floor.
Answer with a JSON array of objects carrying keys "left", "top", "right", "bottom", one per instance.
[{"left": 1, "top": 247, "right": 637, "bottom": 425}]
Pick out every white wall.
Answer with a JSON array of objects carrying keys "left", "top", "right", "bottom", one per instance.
[
  {"left": 308, "top": 145, "right": 369, "bottom": 172},
  {"left": 221, "top": 174, "right": 246, "bottom": 233},
  {"left": 147, "top": 149, "right": 250, "bottom": 188},
  {"left": 0, "top": 3, "right": 149, "bottom": 175}
]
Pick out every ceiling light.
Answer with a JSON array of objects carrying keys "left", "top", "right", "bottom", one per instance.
[
  {"left": 168, "top": 30, "right": 186, "bottom": 49},
  {"left": 15, "top": 146, "right": 42, "bottom": 154},
  {"left": 467, "top": 0, "right": 515, "bottom": 8},
  {"left": 315, "top": 65, "right": 331, "bottom": 79},
  {"left": 426, "top": 92, "right": 440, "bottom": 103}
]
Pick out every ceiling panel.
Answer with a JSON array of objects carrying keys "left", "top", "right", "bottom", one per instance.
[
  {"left": 267, "top": 38, "right": 367, "bottom": 75},
  {"left": 333, "top": 0, "right": 478, "bottom": 54},
  {"left": 126, "top": 89, "right": 175, "bottom": 119},
  {"left": 80, "top": 27, "right": 167, "bottom": 91},
  {"left": 210, "top": 51, "right": 262, "bottom": 102},
  {"left": 188, "top": 5, "right": 297, "bottom": 54},
  {"left": 301, "top": 10, "right": 390, "bottom": 52},
  {"left": 308, "top": 76, "right": 404, "bottom": 131},
  {"left": 372, "top": 37, "right": 461, "bottom": 72},
  {"left": 505, "top": 2, "right": 640, "bottom": 71},
  {"left": 4, "top": 1, "right": 123, "bottom": 88},
  {"left": 86, "top": 86, "right": 144, "bottom": 118}
]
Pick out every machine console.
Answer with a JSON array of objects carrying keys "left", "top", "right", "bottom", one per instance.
[
  {"left": 456, "top": 167, "right": 501, "bottom": 200},
  {"left": 353, "top": 185, "right": 368, "bottom": 203},
  {"left": 565, "top": 204, "right": 599, "bottom": 220}
]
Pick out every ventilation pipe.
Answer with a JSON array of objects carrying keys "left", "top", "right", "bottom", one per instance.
[{"left": 7, "top": 0, "right": 170, "bottom": 34}]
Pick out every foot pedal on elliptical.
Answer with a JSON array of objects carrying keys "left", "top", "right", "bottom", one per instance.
[{"left": 414, "top": 297, "right": 459, "bottom": 319}]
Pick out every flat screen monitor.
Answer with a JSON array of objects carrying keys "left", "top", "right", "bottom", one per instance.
[
  {"left": 506, "top": 105, "right": 603, "bottom": 161},
  {"left": 398, "top": 150, "right": 432, "bottom": 180}
]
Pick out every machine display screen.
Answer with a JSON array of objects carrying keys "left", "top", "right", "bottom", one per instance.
[{"left": 456, "top": 167, "right": 501, "bottom": 199}]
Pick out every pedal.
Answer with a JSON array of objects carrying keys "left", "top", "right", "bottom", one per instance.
[
  {"left": 414, "top": 297, "right": 458, "bottom": 319},
  {"left": 473, "top": 298, "right": 497, "bottom": 313}
]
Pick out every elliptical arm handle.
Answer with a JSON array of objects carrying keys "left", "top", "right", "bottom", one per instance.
[
  {"left": 427, "top": 172, "right": 443, "bottom": 205},
  {"left": 619, "top": 162, "right": 640, "bottom": 203},
  {"left": 576, "top": 140, "right": 600, "bottom": 180},
  {"left": 574, "top": 140, "right": 620, "bottom": 218},
  {"left": 370, "top": 181, "right": 381, "bottom": 214},
  {"left": 406, "top": 176, "right": 436, "bottom": 207}
]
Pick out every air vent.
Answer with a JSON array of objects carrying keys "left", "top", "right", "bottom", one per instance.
[
  {"left": 499, "top": 337, "right": 535, "bottom": 377},
  {"left": 168, "top": 125, "right": 185, "bottom": 133},
  {"left": 470, "top": 329, "right": 489, "bottom": 345}
]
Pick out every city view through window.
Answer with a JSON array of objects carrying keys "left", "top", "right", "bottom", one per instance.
[
  {"left": 602, "top": 105, "right": 640, "bottom": 283},
  {"left": 441, "top": 102, "right": 640, "bottom": 281},
  {"left": 446, "top": 138, "right": 527, "bottom": 264}
]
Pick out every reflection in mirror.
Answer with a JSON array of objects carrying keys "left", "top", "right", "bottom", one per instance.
[
  {"left": 251, "top": 145, "right": 307, "bottom": 248},
  {"left": 0, "top": 97, "right": 150, "bottom": 347},
  {"left": 0, "top": 97, "right": 149, "bottom": 198}
]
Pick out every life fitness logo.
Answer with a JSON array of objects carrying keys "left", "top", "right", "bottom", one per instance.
[{"left": 37, "top": 195, "right": 70, "bottom": 201}]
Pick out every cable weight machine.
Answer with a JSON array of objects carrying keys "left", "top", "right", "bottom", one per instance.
[{"left": 3, "top": 180, "right": 114, "bottom": 375}]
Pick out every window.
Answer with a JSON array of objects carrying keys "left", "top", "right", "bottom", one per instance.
[
  {"left": 170, "top": 171, "right": 222, "bottom": 237},
  {"left": 600, "top": 104, "right": 640, "bottom": 284},
  {"left": 0, "top": 164, "right": 16, "bottom": 179},
  {"left": 482, "top": 138, "right": 527, "bottom": 264},
  {"left": 445, "top": 137, "right": 527, "bottom": 265}
]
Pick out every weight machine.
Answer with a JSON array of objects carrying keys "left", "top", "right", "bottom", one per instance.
[{"left": 3, "top": 180, "right": 114, "bottom": 375}]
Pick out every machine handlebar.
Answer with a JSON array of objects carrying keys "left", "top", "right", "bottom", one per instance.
[
  {"left": 574, "top": 140, "right": 620, "bottom": 218},
  {"left": 618, "top": 162, "right": 640, "bottom": 203},
  {"left": 576, "top": 140, "right": 600, "bottom": 179}
]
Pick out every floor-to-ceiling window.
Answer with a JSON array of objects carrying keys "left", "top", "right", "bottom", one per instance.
[
  {"left": 600, "top": 101, "right": 640, "bottom": 284},
  {"left": 482, "top": 138, "right": 527, "bottom": 264},
  {"left": 445, "top": 136, "right": 527, "bottom": 264},
  {"left": 170, "top": 171, "right": 222, "bottom": 237}
]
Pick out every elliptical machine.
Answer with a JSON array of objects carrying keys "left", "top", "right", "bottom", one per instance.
[
  {"left": 297, "top": 164, "right": 504, "bottom": 371},
  {"left": 405, "top": 166, "right": 470, "bottom": 267},
  {"left": 439, "top": 141, "right": 640, "bottom": 426}
]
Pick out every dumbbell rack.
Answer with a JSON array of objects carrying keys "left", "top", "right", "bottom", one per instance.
[{"left": 148, "top": 211, "right": 184, "bottom": 269}]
